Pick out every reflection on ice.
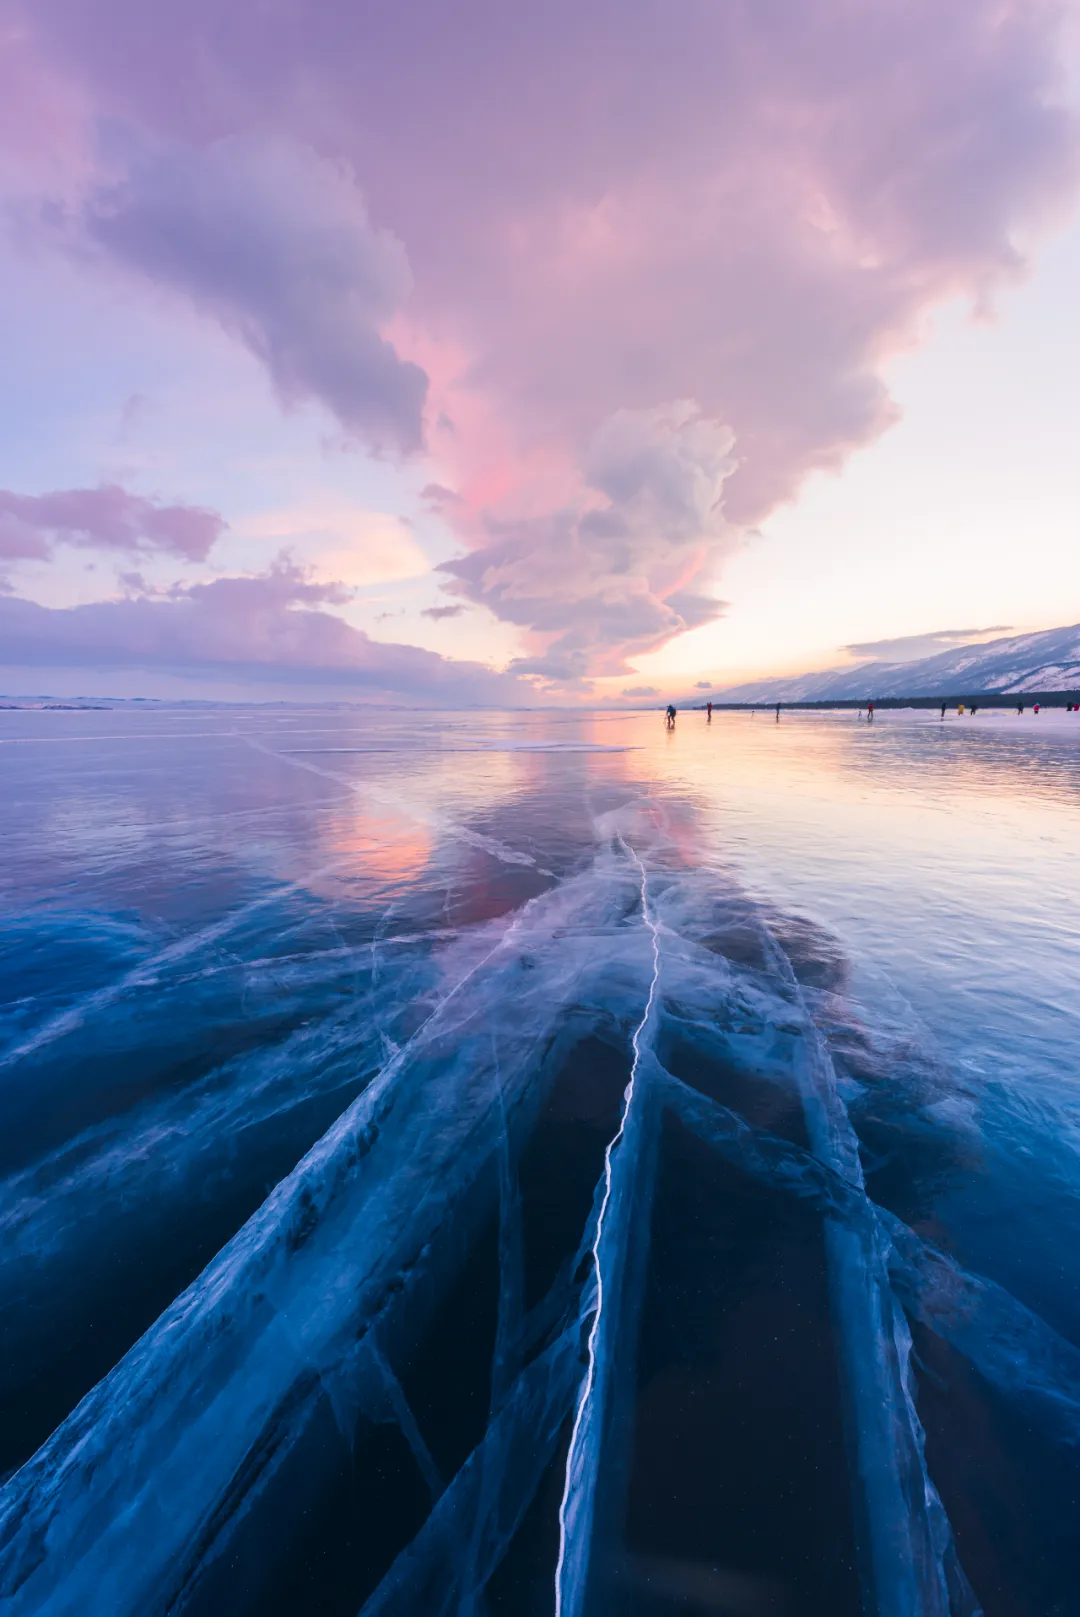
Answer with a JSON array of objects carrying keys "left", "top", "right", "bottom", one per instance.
[
  {"left": 0, "top": 848, "right": 649, "bottom": 1614},
  {"left": 2, "top": 708, "right": 1080, "bottom": 1616},
  {"left": 0, "top": 828, "right": 997, "bottom": 1616}
]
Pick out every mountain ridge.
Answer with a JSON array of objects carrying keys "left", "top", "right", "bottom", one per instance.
[{"left": 708, "top": 622, "right": 1080, "bottom": 702}]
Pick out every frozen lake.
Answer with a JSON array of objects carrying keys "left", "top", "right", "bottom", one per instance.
[{"left": 1, "top": 704, "right": 1079, "bottom": 1617}]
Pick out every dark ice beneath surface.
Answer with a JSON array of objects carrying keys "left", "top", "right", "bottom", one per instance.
[{"left": 2, "top": 709, "right": 1080, "bottom": 1617}]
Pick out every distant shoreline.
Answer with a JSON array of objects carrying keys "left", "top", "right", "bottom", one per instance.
[
  {"left": 2, "top": 689, "right": 1079, "bottom": 715},
  {"left": 694, "top": 688, "right": 1080, "bottom": 712}
]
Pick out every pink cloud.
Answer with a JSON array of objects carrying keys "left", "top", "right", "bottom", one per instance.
[
  {"left": 81, "top": 136, "right": 428, "bottom": 453},
  {"left": 0, "top": 20, "right": 88, "bottom": 185},
  {"left": 440, "top": 402, "right": 737, "bottom": 680},
  {"left": 0, "top": 561, "right": 528, "bottom": 703},
  {"left": 0, "top": 485, "right": 225, "bottom": 563},
  {"left": 8, "top": 0, "right": 1080, "bottom": 678}
]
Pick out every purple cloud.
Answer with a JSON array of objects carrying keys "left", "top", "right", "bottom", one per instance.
[
  {"left": 0, "top": 562, "right": 527, "bottom": 703},
  {"left": 420, "top": 484, "right": 464, "bottom": 508},
  {"left": 8, "top": 0, "right": 1080, "bottom": 678},
  {"left": 84, "top": 137, "right": 428, "bottom": 453},
  {"left": 0, "top": 485, "right": 224, "bottom": 563},
  {"left": 421, "top": 603, "right": 466, "bottom": 620},
  {"left": 694, "top": 681, "right": 712, "bottom": 690},
  {"left": 440, "top": 403, "right": 736, "bottom": 679}
]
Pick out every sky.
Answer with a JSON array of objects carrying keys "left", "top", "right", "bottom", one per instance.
[{"left": 2, "top": 0, "right": 1080, "bottom": 705}]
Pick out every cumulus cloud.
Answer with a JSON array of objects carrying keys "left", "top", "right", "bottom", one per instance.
[
  {"left": 421, "top": 483, "right": 464, "bottom": 509},
  {"left": 440, "top": 402, "right": 736, "bottom": 681},
  {"left": 84, "top": 136, "right": 428, "bottom": 452},
  {"left": 846, "top": 625, "right": 1014, "bottom": 661},
  {"left": 0, "top": 485, "right": 224, "bottom": 564},
  {"left": 7, "top": 0, "right": 1080, "bottom": 679},
  {"left": 0, "top": 560, "right": 527, "bottom": 703}
]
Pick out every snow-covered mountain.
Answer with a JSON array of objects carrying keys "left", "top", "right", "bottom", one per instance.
[{"left": 710, "top": 623, "right": 1080, "bottom": 702}]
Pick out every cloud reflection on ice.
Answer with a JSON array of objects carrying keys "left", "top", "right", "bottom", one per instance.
[{"left": 0, "top": 707, "right": 1078, "bottom": 1615}]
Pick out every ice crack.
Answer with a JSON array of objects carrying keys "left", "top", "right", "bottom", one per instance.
[{"left": 553, "top": 837, "right": 659, "bottom": 1617}]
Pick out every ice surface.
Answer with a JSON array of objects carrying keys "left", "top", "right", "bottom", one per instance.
[
  {"left": 554, "top": 838, "right": 662, "bottom": 1617},
  {"left": 0, "top": 853, "right": 653, "bottom": 1613},
  {"left": 2, "top": 706, "right": 1080, "bottom": 1614}
]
